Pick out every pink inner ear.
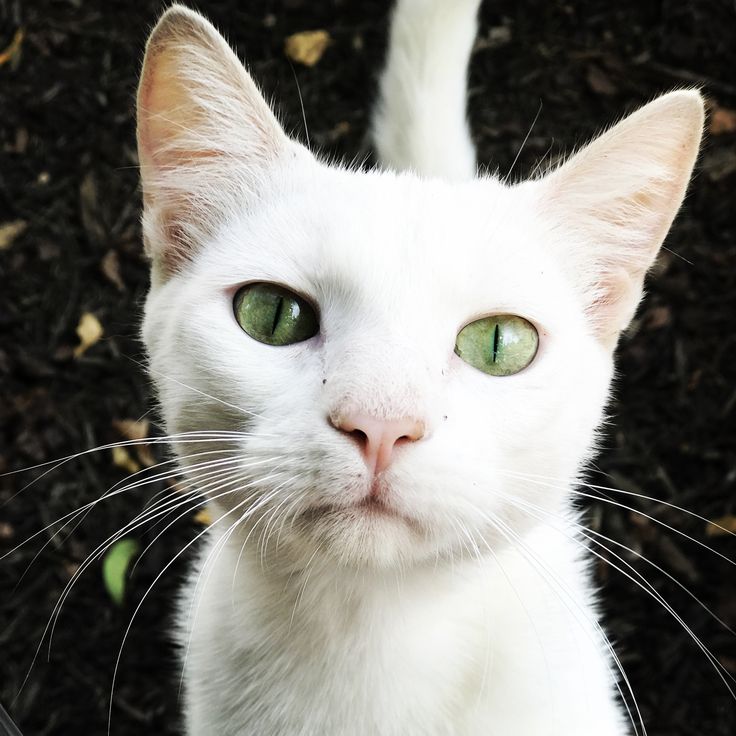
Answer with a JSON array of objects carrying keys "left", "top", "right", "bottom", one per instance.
[
  {"left": 137, "top": 45, "right": 181, "bottom": 171},
  {"left": 137, "top": 46, "right": 222, "bottom": 172},
  {"left": 538, "top": 91, "right": 704, "bottom": 346},
  {"left": 136, "top": 9, "right": 291, "bottom": 274}
]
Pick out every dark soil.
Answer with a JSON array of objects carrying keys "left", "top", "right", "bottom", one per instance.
[{"left": 1, "top": 1, "right": 735, "bottom": 734}]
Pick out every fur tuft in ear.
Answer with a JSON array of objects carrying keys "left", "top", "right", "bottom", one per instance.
[
  {"left": 137, "top": 5, "right": 289, "bottom": 275},
  {"left": 536, "top": 90, "right": 704, "bottom": 347}
]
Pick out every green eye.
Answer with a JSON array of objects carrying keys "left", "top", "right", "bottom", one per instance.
[
  {"left": 233, "top": 283, "right": 319, "bottom": 346},
  {"left": 455, "top": 315, "right": 538, "bottom": 376}
]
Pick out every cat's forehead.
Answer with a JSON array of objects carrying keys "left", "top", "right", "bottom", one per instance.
[{"left": 206, "top": 162, "right": 564, "bottom": 323}]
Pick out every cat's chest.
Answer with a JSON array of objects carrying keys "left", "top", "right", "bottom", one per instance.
[
  {"left": 180, "top": 541, "right": 492, "bottom": 735},
  {"left": 228, "top": 628, "right": 480, "bottom": 735},
  {"left": 178, "top": 529, "right": 621, "bottom": 736}
]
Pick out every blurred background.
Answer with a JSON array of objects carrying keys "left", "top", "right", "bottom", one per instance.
[{"left": 1, "top": 1, "right": 735, "bottom": 733}]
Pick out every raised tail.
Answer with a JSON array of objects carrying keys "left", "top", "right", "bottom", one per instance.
[{"left": 371, "top": 0, "right": 482, "bottom": 181}]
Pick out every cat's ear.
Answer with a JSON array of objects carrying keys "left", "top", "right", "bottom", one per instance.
[
  {"left": 137, "top": 5, "right": 291, "bottom": 274},
  {"left": 536, "top": 90, "right": 704, "bottom": 348}
]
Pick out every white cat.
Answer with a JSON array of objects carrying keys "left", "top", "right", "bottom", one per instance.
[{"left": 136, "top": 1, "right": 704, "bottom": 734}]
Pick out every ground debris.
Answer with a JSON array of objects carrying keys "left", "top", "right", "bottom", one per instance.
[
  {"left": 709, "top": 104, "right": 736, "bottom": 135},
  {"left": 113, "top": 419, "right": 150, "bottom": 442},
  {"left": 0, "top": 28, "right": 23, "bottom": 67},
  {"left": 101, "top": 250, "right": 125, "bottom": 291},
  {"left": 284, "top": 30, "right": 331, "bottom": 66},
  {"left": 73, "top": 312, "right": 104, "bottom": 357},
  {"left": 112, "top": 446, "right": 140, "bottom": 475},
  {"left": 706, "top": 516, "right": 736, "bottom": 538},
  {"left": 193, "top": 508, "right": 212, "bottom": 526},
  {"left": 0, "top": 220, "right": 27, "bottom": 250}
]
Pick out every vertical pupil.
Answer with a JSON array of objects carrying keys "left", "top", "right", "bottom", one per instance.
[
  {"left": 492, "top": 323, "right": 500, "bottom": 363},
  {"left": 271, "top": 296, "right": 284, "bottom": 334}
]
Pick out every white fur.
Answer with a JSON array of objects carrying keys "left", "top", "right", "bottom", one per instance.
[
  {"left": 372, "top": 0, "right": 481, "bottom": 180},
  {"left": 136, "top": 3, "right": 704, "bottom": 735}
]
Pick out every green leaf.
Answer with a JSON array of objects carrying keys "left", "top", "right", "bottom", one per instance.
[{"left": 102, "top": 539, "right": 140, "bottom": 606}]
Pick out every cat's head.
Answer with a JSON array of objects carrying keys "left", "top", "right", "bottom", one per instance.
[{"left": 136, "top": 7, "right": 703, "bottom": 570}]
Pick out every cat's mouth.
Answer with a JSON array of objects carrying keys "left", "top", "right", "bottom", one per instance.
[
  {"left": 356, "top": 495, "right": 399, "bottom": 517},
  {"left": 304, "top": 493, "right": 413, "bottom": 525}
]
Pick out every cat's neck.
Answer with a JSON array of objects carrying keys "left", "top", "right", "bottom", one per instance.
[{"left": 216, "top": 526, "right": 492, "bottom": 636}]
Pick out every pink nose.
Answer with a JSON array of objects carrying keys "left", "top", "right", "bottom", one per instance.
[{"left": 330, "top": 412, "right": 425, "bottom": 475}]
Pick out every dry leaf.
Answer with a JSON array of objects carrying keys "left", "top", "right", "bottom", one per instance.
[
  {"left": 167, "top": 478, "right": 186, "bottom": 494},
  {"left": 0, "top": 220, "right": 27, "bottom": 250},
  {"left": 113, "top": 419, "right": 156, "bottom": 466},
  {"left": 687, "top": 368, "right": 703, "bottom": 392},
  {"left": 284, "top": 30, "right": 331, "bottom": 66},
  {"left": 63, "top": 560, "right": 80, "bottom": 579},
  {"left": 586, "top": 64, "right": 617, "bottom": 96},
  {"left": 328, "top": 121, "right": 351, "bottom": 142},
  {"left": 644, "top": 305, "right": 672, "bottom": 330},
  {"left": 709, "top": 106, "right": 736, "bottom": 135},
  {"left": 0, "top": 28, "right": 23, "bottom": 67},
  {"left": 136, "top": 445, "right": 157, "bottom": 468},
  {"left": 101, "top": 250, "right": 125, "bottom": 291},
  {"left": 112, "top": 446, "right": 140, "bottom": 474},
  {"left": 113, "top": 419, "right": 156, "bottom": 467},
  {"left": 113, "top": 418, "right": 150, "bottom": 442},
  {"left": 705, "top": 515, "right": 736, "bottom": 537},
  {"left": 14, "top": 127, "right": 28, "bottom": 154},
  {"left": 194, "top": 508, "right": 213, "bottom": 526},
  {"left": 79, "top": 170, "right": 106, "bottom": 245},
  {"left": 74, "top": 312, "right": 104, "bottom": 357}
]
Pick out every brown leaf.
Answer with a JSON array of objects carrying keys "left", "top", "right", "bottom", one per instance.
[
  {"left": 113, "top": 419, "right": 156, "bottom": 467},
  {"left": 586, "top": 64, "right": 617, "bottom": 96},
  {"left": 194, "top": 508, "right": 213, "bottom": 526},
  {"left": 63, "top": 561, "right": 81, "bottom": 579},
  {"left": 113, "top": 418, "right": 150, "bottom": 442},
  {"left": 0, "top": 28, "right": 24, "bottom": 67},
  {"left": 687, "top": 368, "right": 703, "bottom": 392},
  {"left": 101, "top": 250, "right": 125, "bottom": 291},
  {"left": 705, "top": 515, "right": 736, "bottom": 537},
  {"left": 79, "top": 170, "right": 106, "bottom": 246},
  {"left": 644, "top": 305, "right": 672, "bottom": 330},
  {"left": 0, "top": 220, "right": 27, "bottom": 250},
  {"left": 284, "top": 30, "right": 331, "bottom": 67},
  {"left": 327, "top": 121, "right": 351, "bottom": 142},
  {"left": 73, "top": 312, "right": 104, "bottom": 357},
  {"left": 167, "top": 478, "right": 186, "bottom": 494},
  {"left": 14, "top": 127, "right": 28, "bottom": 154},
  {"left": 136, "top": 445, "right": 157, "bottom": 468},
  {"left": 112, "top": 446, "right": 140, "bottom": 474},
  {"left": 709, "top": 105, "right": 736, "bottom": 135}
]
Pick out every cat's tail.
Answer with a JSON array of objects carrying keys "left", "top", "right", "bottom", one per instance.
[{"left": 371, "top": 0, "right": 481, "bottom": 181}]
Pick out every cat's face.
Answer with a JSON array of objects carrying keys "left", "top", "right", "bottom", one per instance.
[
  {"left": 137, "top": 8, "right": 703, "bottom": 569},
  {"left": 143, "top": 161, "right": 611, "bottom": 568}
]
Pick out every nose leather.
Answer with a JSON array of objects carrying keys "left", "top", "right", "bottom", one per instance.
[{"left": 330, "top": 412, "right": 425, "bottom": 475}]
